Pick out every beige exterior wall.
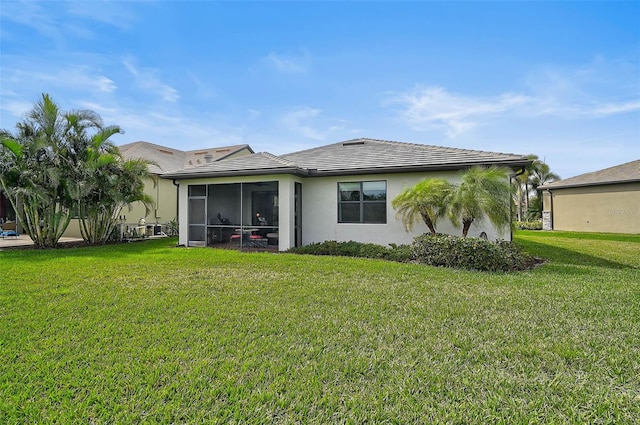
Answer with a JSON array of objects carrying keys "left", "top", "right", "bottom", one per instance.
[
  {"left": 63, "top": 176, "right": 178, "bottom": 238},
  {"left": 544, "top": 182, "right": 640, "bottom": 234},
  {"left": 125, "top": 177, "right": 178, "bottom": 226}
]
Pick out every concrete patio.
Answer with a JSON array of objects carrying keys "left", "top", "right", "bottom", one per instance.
[{"left": 0, "top": 234, "right": 84, "bottom": 250}]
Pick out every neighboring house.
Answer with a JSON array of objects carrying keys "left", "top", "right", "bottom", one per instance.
[
  {"left": 63, "top": 141, "right": 254, "bottom": 238},
  {"left": 163, "top": 138, "right": 531, "bottom": 251},
  {"left": 541, "top": 160, "right": 640, "bottom": 234}
]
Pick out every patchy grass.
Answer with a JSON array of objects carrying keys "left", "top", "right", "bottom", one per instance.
[{"left": 1, "top": 233, "right": 638, "bottom": 423}]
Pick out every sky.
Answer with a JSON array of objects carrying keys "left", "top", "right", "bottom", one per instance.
[{"left": 1, "top": 1, "right": 639, "bottom": 179}]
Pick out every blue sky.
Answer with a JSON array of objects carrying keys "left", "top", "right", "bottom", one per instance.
[{"left": 1, "top": 1, "right": 638, "bottom": 178}]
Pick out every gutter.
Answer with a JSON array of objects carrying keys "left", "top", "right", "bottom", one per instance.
[
  {"left": 162, "top": 159, "right": 533, "bottom": 180},
  {"left": 172, "top": 178, "right": 179, "bottom": 227},
  {"left": 541, "top": 179, "right": 640, "bottom": 191}
]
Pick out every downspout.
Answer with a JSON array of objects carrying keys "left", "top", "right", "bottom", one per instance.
[
  {"left": 513, "top": 166, "right": 526, "bottom": 224},
  {"left": 510, "top": 166, "right": 527, "bottom": 241},
  {"left": 547, "top": 189, "right": 553, "bottom": 230},
  {"left": 173, "top": 179, "right": 179, "bottom": 239}
]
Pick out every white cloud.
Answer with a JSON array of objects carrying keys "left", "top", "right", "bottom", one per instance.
[
  {"left": 122, "top": 57, "right": 179, "bottom": 103},
  {"left": 390, "top": 86, "right": 529, "bottom": 137},
  {"left": 76, "top": 100, "right": 245, "bottom": 150},
  {"left": 0, "top": 99, "right": 32, "bottom": 121},
  {"left": 0, "top": 1, "right": 63, "bottom": 42},
  {"left": 264, "top": 51, "right": 310, "bottom": 74},
  {"left": 1, "top": 65, "right": 116, "bottom": 95},
  {"left": 0, "top": 0, "right": 136, "bottom": 44},
  {"left": 522, "top": 59, "right": 640, "bottom": 118},
  {"left": 279, "top": 107, "right": 355, "bottom": 142},
  {"left": 65, "top": 1, "right": 137, "bottom": 31},
  {"left": 390, "top": 63, "right": 640, "bottom": 137},
  {"left": 281, "top": 107, "right": 324, "bottom": 140},
  {"left": 590, "top": 101, "right": 640, "bottom": 116}
]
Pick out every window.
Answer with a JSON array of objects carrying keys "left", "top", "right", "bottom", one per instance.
[{"left": 338, "top": 181, "right": 386, "bottom": 223}]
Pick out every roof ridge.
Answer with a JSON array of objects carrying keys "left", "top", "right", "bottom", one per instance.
[
  {"left": 359, "top": 138, "right": 525, "bottom": 157},
  {"left": 184, "top": 143, "right": 253, "bottom": 155},
  {"left": 258, "top": 151, "right": 300, "bottom": 168},
  {"left": 282, "top": 137, "right": 526, "bottom": 158},
  {"left": 120, "top": 140, "right": 184, "bottom": 153},
  {"left": 564, "top": 159, "right": 640, "bottom": 180}
]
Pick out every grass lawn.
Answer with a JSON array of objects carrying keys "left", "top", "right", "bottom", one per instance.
[{"left": 1, "top": 231, "right": 638, "bottom": 423}]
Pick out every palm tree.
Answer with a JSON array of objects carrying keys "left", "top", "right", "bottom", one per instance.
[
  {"left": 530, "top": 161, "right": 560, "bottom": 191},
  {"left": 0, "top": 93, "right": 147, "bottom": 247},
  {"left": 445, "top": 166, "right": 512, "bottom": 238},
  {"left": 527, "top": 161, "right": 560, "bottom": 220},
  {"left": 77, "top": 155, "right": 155, "bottom": 244},
  {"left": 512, "top": 154, "right": 560, "bottom": 221},
  {"left": 392, "top": 178, "right": 454, "bottom": 234},
  {"left": 0, "top": 95, "right": 85, "bottom": 247}
]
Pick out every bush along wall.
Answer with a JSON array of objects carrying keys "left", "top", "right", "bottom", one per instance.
[
  {"left": 287, "top": 240, "right": 412, "bottom": 263},
  {"left": 411, "top": 234, "right": 535, "bottom": 272},
  {"left": 515, "top": 220, "right": 543, "bottom": 230},
  {"left": 287, "top": 236, "right": 536, "bottom": 272}
]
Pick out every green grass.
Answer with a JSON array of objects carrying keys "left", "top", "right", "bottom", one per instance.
[{"left": 1, "top": 232, "right": 638, "bottom": 424}]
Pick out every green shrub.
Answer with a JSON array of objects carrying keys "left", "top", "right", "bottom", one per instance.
[
  {"left": 411, "top": 234, "right": 534, "bottom": 272},
  {"left": 288, "top": 237, "right": 535, "bottom": 272},
  {"left": 287, "top": 240, "right": 413, "bottom": 262},
  {"left": 515, "top": 220, "right": 543, "bottom": 230}
]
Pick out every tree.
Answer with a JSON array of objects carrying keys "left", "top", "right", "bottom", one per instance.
[
  {"left": 64, "top": 119, "right": 155, "bottom": 244},
  {"left": 0, "top": 95, "right": 98, "bottom": 247},
  {"left": 1, "top": 93, "right": 154, "bottom": 247},
  {"left": 527, "top": 161, "right": 560, "bottom": 220},
  {"left": 392, "top": 178, "right": 454, "bottom": 235},
  {"left": 445, "top": 166, "right": 512, "bottom": 238},
  {"left": 76, "top": 154, "right": 155, "bottom": 244},
  {"left": 512, "top": 154, "right": 560, "bottom": 221}
]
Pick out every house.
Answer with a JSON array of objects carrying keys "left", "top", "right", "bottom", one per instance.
[
  {"left": 163, "top": 138, "right": 531, "bottom": 250},
  {"left": 62, "top": 141, "right": 254, "bottom": 238},
  {"left": 541, "top": 160, "right": 640, "bottom": 234}
]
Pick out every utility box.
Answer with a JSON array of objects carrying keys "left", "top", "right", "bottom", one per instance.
[{"left": 146, "top": 224, "right": 162, "bottom": 236}]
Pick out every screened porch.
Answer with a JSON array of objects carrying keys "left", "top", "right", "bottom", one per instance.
[{"left": 187, "top": 181, "right": 279, "bottom": 249}]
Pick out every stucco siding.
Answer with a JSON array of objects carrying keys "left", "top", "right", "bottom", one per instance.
[
  {"left": 175, "top": 170, "right": 514, "bottom": 250},
  {"left": 545, "top": 183, "right": 640, "bottom": 233},
  {"left": 301, "top": 171, "right": 512, "bottom": 246},
  {"left": 125, "top": 177, "right": 178, "bottom": 227}
]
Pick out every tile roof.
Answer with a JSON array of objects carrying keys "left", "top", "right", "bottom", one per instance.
[
  {"left": 119, "top": 141, "right": 253, "bottom": 174},
  {"left": 162, "top": 152, "right": 302, "bottom": 178},
  {"left": 164, "top": 138, "right": 531, "bottom": 178},
  {"left": 541, "top": 159, "right": 640, "bottom": 189},
  {"left": 281, "top": 138, "right": 530, "bottom": 174}
]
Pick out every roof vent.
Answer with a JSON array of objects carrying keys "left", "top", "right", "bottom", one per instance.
[
  {"left": 342, "top": 140, "right": 366, "bottom": 146},
  {"left": 204, "top": 154, "right": 214, "bottom": 163}
]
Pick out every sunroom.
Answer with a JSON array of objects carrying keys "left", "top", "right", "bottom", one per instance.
[{"left": 187, "top": 181, "right": 280, "bottom": 249}]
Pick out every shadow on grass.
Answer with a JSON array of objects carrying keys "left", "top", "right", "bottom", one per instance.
[
  {"left": 0, "top": 238, "right": 181, "bottom": 263},
  {"left": 517, "top": 239, "right": 634, "bottom": 270}
]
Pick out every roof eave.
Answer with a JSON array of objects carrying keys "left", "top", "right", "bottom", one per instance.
[
  {"left": 163, "top": 159, "right": 531, "bottom": 179},
  {"left": 163, "top": 166, "right": 307, "bottom": 179},
  {"left": 306, "top": 159, "right": 532, "bottom": 177},
  {"left": 542, "top": 179, "right": 640, "bottom": 190}
]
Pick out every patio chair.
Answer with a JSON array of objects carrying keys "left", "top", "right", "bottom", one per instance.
[{"left": 0, "top": 221, "right": 18, "bottom": 239}]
